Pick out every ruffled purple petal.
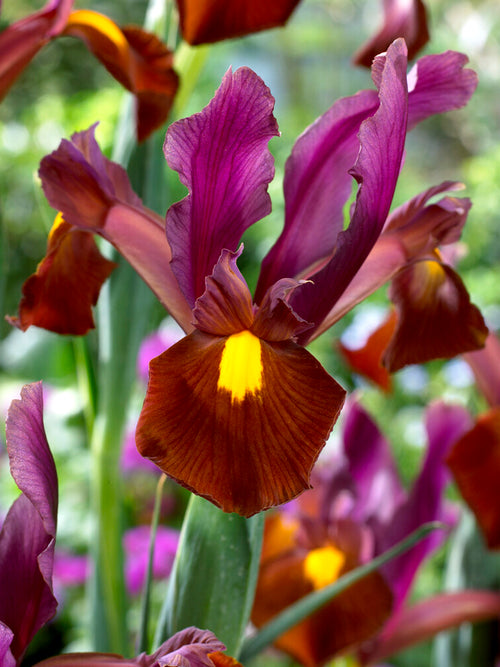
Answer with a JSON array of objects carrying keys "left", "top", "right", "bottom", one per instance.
[
  {"left": 164, "top": 67, "right": 279, "bottom": 306},
  {"left": 291, "top": 38, "right": 409, "bottom": 338},
  {"left": 406, "top": 51, "right": 478, "bottom": 129},
  {"left": 0, "top": 383, "right": 58, "bottom": 664},
  {"left": 255, "top": 89, "right": 379, "bottom": 298},
  {"left": 252, "top": 278, "right": 312, "bottom": 342},
  {"left": 379, "top": 401, "right": 472, "bottom": 610},
  {"left": 192, "top": 247, "right": 254, "bottom": 335},
  {"left": 148, "top": 628, "right": 225, "bottom": 667},
  {"left": 313, "top": 183, "right": 470, "bottom": 335}
]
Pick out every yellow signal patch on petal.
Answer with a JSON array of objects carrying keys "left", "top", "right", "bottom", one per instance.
[
  {"left": 217, "top": 330, "right": 263, "bottom": 402},
  {"left": 303, "top": 545, "right": 345, "bottom": 590}
]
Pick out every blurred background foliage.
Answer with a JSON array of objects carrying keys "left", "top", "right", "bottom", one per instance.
[{"left": 1, "top": 0, "right": 500, "bottom": 665}]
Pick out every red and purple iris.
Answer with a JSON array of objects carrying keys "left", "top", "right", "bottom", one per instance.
[{"left": 9, "top": 39, "right": 487, "bottom": 517}]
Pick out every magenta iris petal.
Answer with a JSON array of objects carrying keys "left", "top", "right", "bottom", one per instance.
[
  {"left": 255, "top": 89, "right": 379, "bottom": 298},
  {"left": 164, "top": 66, "right": 279, "bottom": 306},
  {"left": 290, "top": 39, "right": 409, "bottom": 336},
  {"left": 0, "top": 383, "right": 58, "bottom": 665},
  {"left": 342, "top": 401, "right": 405, "bottom": 524},
  {"left": 314, "top": 182, "right": 470, "bottom": 334},
  {"left": 379, "top": 402, "right": 472, "bottom": 610},
  {"left": 406, "top": 51, "right": 478, "bottom": 129}
]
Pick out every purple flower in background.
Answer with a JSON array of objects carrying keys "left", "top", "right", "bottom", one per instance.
[
  {"left": 124, "top": 525, "right": 179, "bottom": 596},
  {"left": 251, "top": 399, "right": 500, "bottom": 665},
  {"left": 53, "top": 525, "right": 179, "bottom": 598}
]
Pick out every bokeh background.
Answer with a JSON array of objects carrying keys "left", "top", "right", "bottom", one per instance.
[{"left": 1, "top": 1, "right": 500, "bottom": 665}]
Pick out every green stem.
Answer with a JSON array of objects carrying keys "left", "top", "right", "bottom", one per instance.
[
  {"left": 138, "top": 473, "right": 167, "bottom": 654},
  {"left": 73, "top": 336, "right": 97, "bottom": 435},
  {"left": 239, "top": 522, "right": 447, "bottom": 662}
]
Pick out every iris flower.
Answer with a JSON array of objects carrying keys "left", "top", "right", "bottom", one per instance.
[
  {"left": 175, "top": 0, "right": 302, "bottom": 45},
  {"left": 0, "top": 0, "right": 178, "bottom": 141},
  {"left": 338, "top": 182, "right": 487, "bottom": 390},
  {"left": 11, "top": 39, "right": 483, "bottom": 516},
  {"left": 251, "top": 399, "right": 500, "bottom": 666},
  {"left": 353, "top": 0, "right": 430, "bottom": 68},
  {"left": 0, "top": 383, "right": 239, "bottom": 667}
]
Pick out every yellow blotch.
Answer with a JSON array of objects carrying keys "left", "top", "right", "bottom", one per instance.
[
  {"left": 48, "top": 212, "right": 66, "bottom": 241},
  {"left": 303, "top": 545, "right": 346, "bottom": 590},
  {"left": 217, "top": 330, "right": 263, "bottom": 403}
]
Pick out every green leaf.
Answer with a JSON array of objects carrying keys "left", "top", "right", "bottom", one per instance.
[
  {"left": 239, "top": 522, "right": 446, "bottom": 662},
  {"left": 155, "top": 495, "right": 264, "bottom": 657}
]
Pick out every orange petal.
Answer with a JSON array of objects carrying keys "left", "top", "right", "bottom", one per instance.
[
  {"left": 447, "top": 408, "right": 500, "bottom": 549},
  {"left": 208, "top": 653, "right": 243, "bottom": 667},
  {"left": 252, "top": 546, "right": 392, "bottom": 666},
  {"left": 383, "top": 259, "right": 488, "bottom": 372},
  {"left": 136, "top": 330, "right": 345, "bottom": 517},
  {"left": 260, "top": 513, "right": 301, "bottom": 563},
  {"left": 338, "top": 310, "right": 397, "bottom": 392},
  {"left": 7, "top": 215, "right": 116, "bottom": 335},
  {"left": 176, "top": 0, "right": 302, "bottom": 45},
  {"left": 63, "top": 11, "right": 178, "bottom": 141}
]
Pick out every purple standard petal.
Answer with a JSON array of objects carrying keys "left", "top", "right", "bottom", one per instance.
[
  {"left": 379, "top": 401, "right": 472, "bottom": 610},
  {"left": 406, "top": 51, "right": 478, "bottom": 129},
  {"left": 255, "top": 89, "right": 378, "bottom": 298},
  {"left": 291, "top": 39, "right": 409, "bottom": 338},
  {"left": 0, "top": 383, "right": 58, "bottom": 664},
  {"left": 313, "top": 182, "right": 470, "bottom": 334},
  {"left": 164, "top": 67, "right": 279, "bottom": 306},
  {"left": 342, "top": 400, "right": 405, "bottom": 524}
]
